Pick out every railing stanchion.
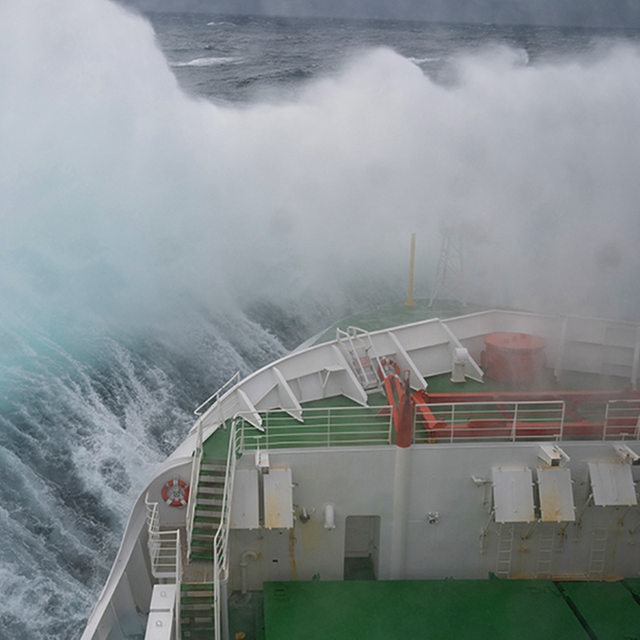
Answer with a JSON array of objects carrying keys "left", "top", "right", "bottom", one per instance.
[{"left": 450, "top": 405, "right": 455, "bottom": 444}]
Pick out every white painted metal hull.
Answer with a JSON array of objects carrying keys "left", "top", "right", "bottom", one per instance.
[{"left": 82, "top": 309, "right": 640, "bottom": 640}]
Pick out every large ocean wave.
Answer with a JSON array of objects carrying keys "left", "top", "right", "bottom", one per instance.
[{"left": 2, "top": 1, "right": 640, "bottom": 637}]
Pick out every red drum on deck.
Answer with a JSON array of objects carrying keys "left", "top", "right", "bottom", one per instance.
[{"left": 482, "top": 332, "right": 547, "bottom": 383}]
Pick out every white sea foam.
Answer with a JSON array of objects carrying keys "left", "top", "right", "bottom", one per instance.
[
  {"left": 409, "top": 55, "right": 441, "bottom": 64},
  {"left": 207, "top": 20, "right": 237, "bottom": 27},
  {"left": 172, "top": 56, "right": 238, "bottom": 67}
]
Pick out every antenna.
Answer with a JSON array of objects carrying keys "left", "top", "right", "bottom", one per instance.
[{"left": 428, "top": 224, "right": 466, "bottom": 307}]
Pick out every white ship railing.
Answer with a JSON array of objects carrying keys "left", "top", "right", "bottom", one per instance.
[
  {"left": 603, "top": 399, "right": 640, "bottom": 440},
  {"left": 416, "top": 399, "right": 640, "bottom": 443},
  {"left": 230, "top": 399, "right": 640, "bottom": 451},
  {"left": 194, "top": 371, "right": 241, "bottom": 417},
  {"left": 415, "top": 400, "right": 566, "bottom": 443},
  {"left": 237, "top": 405, "right": 394, "bottom": 451},
  {"left": 185, "top": 419, "right": 204, "bottom": 559},
  {"left": 145, "top": 497, "right": 182, "bottom": 579},
  {"left": 144, "top": 496, "right": 182, "bottom": 638},
  {"left": 211, "top": 420, "right": 240, "bottom": 640}
]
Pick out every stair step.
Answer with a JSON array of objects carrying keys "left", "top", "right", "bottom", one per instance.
[
  {"left": 181, "top": 617, "right": 214, "bottom": 626},
  {"left": 181, "top": 592, "right": 214, "bottom": 600},
  {"left": 198, "top": 477, "right": 224, "bottom": 486},
  {"left": 182, "top": 602, "right": 215, "bottom": 611},
  {"left": 192, "top": 531, "right": 215, "bottom": 540},
  {"left": 195, "top": 508, "right": 222, "bottom": 518},
  {"left": 193, "top": 523, "right": 220, "bottom": 533},
  {"left": 200, "top": 463, "right": 226, "bottom": 473},
  {"left": 190, "top": 539, "right": 214, "bottom": 550},
  {"left": 192, "top": 524, "right": 220, "bottom": 532},
  {"left": 180, "top": 589, "right": 213, "bottom": 602},
  {"left": 182, "top": 621, "right": 214, "bottom": 629},
  {"left": 197, "top": 498, "right": 224, "bottom": 507},
  {"left": 197, "top": 485, "right": 224, "bottom": 495},
  {"left": 181, "top": 583, "right": 214, "bottom": 592}
]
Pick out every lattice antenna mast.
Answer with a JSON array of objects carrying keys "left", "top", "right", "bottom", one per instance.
[{"left": 428, "top": 225, "right": 466, "bottom": 307}]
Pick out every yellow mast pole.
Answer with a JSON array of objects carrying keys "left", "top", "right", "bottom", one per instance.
[{"left": 405, "top": 232, "right": 416, "bottom": 307}]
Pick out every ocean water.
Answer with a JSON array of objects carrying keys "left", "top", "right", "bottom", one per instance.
[{"left": 2, "top": 2, "right": 640, "bottom": 637}]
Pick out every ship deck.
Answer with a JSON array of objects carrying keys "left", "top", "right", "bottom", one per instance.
[
  {"left": 204, "top": 368, "right": 636, "bottom": 454},
  {"left": 252, "top": 578, "right": 640, "bottom": 640}
]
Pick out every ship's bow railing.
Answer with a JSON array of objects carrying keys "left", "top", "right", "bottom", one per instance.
[
  {"left": 193, "top": 371, "right": 241, "bottom": 420},
  {"left": 415, "top": 400, "right": 566, "bottom": 443},
  {"left": 415, "top": 398, "right": 640, "bottom": 443},
  {"left": 144, "top": 497, "right": 181, "bottom": 579},
  {"left": 230, "top": 398, "right": 640, "bottom": 450},
  {"left": 185, "top": 419, "right": 204, "bottom": 559},
  {"left": 237, "top": 404, "right": 394, "bottom": 451},
  {"left": 144, "top": 496, "right": 182, "bottom": 638}
]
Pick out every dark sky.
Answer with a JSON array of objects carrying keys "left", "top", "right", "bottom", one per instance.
[{"left": 120, "top": 0, "right": 640, "bottom": 28}]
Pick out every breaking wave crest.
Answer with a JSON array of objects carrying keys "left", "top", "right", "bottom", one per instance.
[{"left": 172, "top": 56, "right": 239, "bottom": 67}]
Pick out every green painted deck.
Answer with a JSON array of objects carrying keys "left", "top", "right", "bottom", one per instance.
[
  {"left": 262, "top": 579, "right": 640, "bottom": 640},
  {"left": 202, "top": 422, "right": 231, "bottom": 458},
  {"left": 557, "top": 581, "right": 640, "bottom": 640}
]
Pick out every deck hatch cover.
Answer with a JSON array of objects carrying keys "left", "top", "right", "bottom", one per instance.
[
  {"left": 537, "top": 467, "right": 575, "bottom": 522},
  {"left": 492, "top": 467, "right": 535, "bottom": 523},
  {"left": 588, "top": 462, "right": 637, "bottom": 506},
  {"left": 230, "top": 469, "right": 260, "bottom": 529},
  {"left": 263, "top": 467, "right": 294, "bottom": 529}
]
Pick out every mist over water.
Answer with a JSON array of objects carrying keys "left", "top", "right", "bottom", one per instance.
[{"left": 2, "top": 0, "right": 640, "bottom": 637}]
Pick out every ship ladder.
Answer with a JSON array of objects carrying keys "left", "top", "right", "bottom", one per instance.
[
  {"left": 535, "top": 526, "right": 556, "bottom": 579},
  {"left": 588, "top": 527, "right": 608, "bottom": 579},
  {"left": 190, "top": 460, "right": 226, "bottom": 562},
  {"left": 495, "top": 523, "right": 515, "bottom": 578},
  {"left": 336, "top": 326, "right": 383, "bottom": 390},
  {"left": 180, "top": 582, "right": 216, "bottom": 639}
]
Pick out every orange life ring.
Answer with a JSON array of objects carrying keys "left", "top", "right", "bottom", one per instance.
[{"left": 161, "top": 479, "right": 189, "bottom": 507}]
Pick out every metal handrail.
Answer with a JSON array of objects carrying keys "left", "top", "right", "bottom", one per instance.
[
  {"left": 194, "top": 371, "right": 241, "bottom": 416},
  {"left": 423, "top": 398, "right": 638, "bottom": 443},
  {"left": 185, "top": 419, "right": 204, "bottom": 558},
  {"left": 416, "top": 400, "right": 567, "bottom": 443},
  {"left": 144, "top": 496, "right": 183, "bottom": 637},
  {"left": 225, "top": 398, "right": 640, "bottom": 451},
  {"left": 174, "top": 530, "right": 182, "bottom": 640},
  {"left": 603, "top": 399, "right": 640, "bottom": 440},
  {"left": 211, "top": 420, "right": 240, "bottom": 639},
  {"left": 145, "top": 495, "right": 182, "bottom": 580},
  {"left": 336, "top": 326, "right": 385, "bottom": 390},
  {"left": 238, "top": 405, "right": 393, "bottom": 451}
]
